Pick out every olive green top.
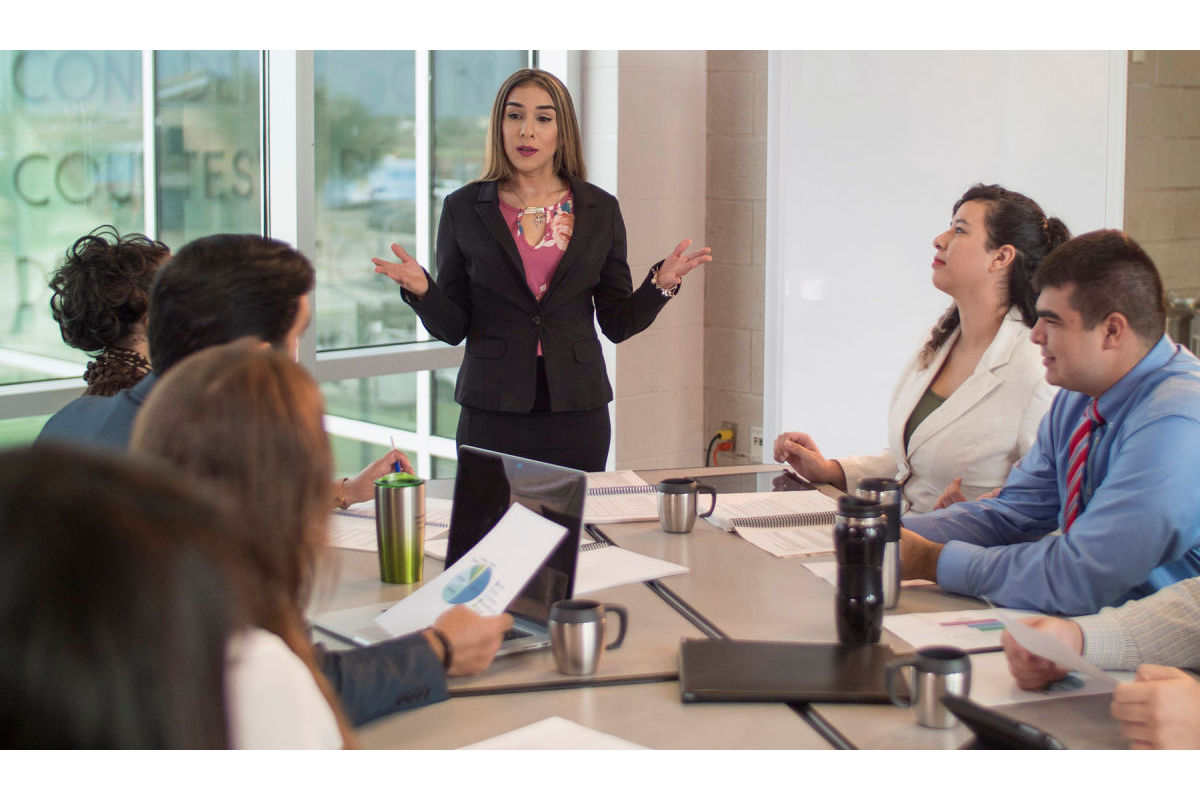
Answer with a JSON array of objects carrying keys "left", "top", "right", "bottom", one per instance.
[{"left": 903, "top": 385, "right": 946, "bottom": 452}]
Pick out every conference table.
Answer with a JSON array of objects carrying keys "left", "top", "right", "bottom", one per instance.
[{"left": 309, "top": 463, "right": 1128, "bottom": 750}]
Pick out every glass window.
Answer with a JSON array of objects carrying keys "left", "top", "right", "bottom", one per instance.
[
  {"left": 0, "top": 50, "right": 145, "bottom": 385},
  {"left": 313, "top": 50, "right": 528, "bottom": 477},
  {"left": 313, "top": 51, "right": 417, "bottom": 353},
  {"left": 1, "top": 50, "right": 535, "bottom": 470},
  {"left": 432, "top": 366, "right": 460, "bottom": 439},
  {"left": 153, "top": 51, "right": 261, "bottom": 244},
  {"left": 0, "top": 50, "right": 260, "bottom": 393},
  {"left": 432, "top": 456, "right": 458, "bottom": 480},
  {"left": 0, "top": 414, "right": 52, "bottom": 449},
  {"left": 321, "top": 373, "right": 418, "bottom": 435},
  {"left": 430, "top": 51, "right": 527, "bottom": 268},
  {"left": 330, "top": 434, "right": 415, "bottom": 486}
]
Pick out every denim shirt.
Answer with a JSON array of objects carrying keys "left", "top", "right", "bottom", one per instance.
[{"left": 906, "top": 336, "right": 1200, "bottom": 615}]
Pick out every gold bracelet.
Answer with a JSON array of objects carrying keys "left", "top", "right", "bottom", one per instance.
[
  {"left": 649, "top": 264, "right": 679, "bottom": 298},
  {"left": 334, "top": 477, "right": 350, "bottom": 510}
]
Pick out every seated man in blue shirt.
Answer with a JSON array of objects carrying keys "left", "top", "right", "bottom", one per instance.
[{"left": 900, "top": 229, "right": 1200, "bottom": 615}]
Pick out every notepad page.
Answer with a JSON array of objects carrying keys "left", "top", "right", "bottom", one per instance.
[
  {"left": 586, "top": 470, "right": 649, "bottom": 492},
  {"left": 707, "top": 490, "right": 838, "bottom": 532},
  {"left": 734, "top": 525, "right": 833, "bottom": 558},
  {"left": 583, "top": 471, "right": 658, "bottom": 523}
]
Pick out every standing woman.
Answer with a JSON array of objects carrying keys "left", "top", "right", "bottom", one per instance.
[
  {"left": 48, "top": 226, "right": 171, "bottom": 396},
  {"left": 373, "top": 68, "right": 710, "bottom": 471},
  {"left": 775, "top": 184, "right": 1069, "bottom": 514}
]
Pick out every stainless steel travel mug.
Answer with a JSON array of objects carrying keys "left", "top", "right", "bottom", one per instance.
[
  {"left": 886, "top": 646, "right": 972, "bottom": 729},
  {"left": 656, "top": 478, "right": 717, "bottom": 534},
  {"left": 548, "top": 599, "right": 629, "bottom": 675},
  {"left": 374, "top": 472, "right": 425, "bottom": 584},
  {"left": 855, "top": 478, "right": 903, "bottom": 609}
]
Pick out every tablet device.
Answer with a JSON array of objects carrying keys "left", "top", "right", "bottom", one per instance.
[
  {"left": 943, "top": 695, "right": 1067, "bottom": 749},
  {"left": 678, "top": 638, "right": 897, "bottom": 703}
]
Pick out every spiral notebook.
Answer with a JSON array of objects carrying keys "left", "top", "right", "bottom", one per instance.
[
  {"left": 708, "top": 490, "right": 841, "bottom": 558},
  {"left": 583, "top": 470, "right": 659, "bottom": 523}
]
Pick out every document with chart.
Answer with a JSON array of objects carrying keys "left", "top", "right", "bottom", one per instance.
[
  {"left": 367, "top": 503, "right": 567, "bottom": 639},
  {"left": 883, "top": 608, "right": 1036, "bottom": 652},
  {"left": 708, "top": 490, "right": 840, "bottom": 558}
]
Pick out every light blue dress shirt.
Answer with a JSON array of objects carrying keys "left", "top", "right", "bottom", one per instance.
[{"left": 905, "top": 336, "right": 1200, "bottom": 615}]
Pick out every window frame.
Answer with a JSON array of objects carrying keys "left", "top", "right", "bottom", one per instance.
[{"left": 0, "top": 49, "right": 566, "bottom": 480}]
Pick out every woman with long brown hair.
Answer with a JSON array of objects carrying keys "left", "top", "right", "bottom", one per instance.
[
  {"left": 373, "top": 68, "right": 711, "bottom": 470},
  {"left": 130, "top": 339, "right": 510, "bottom": 742},
  {"left": 1, "top": 444, "right": 250, "bottom": 748}
]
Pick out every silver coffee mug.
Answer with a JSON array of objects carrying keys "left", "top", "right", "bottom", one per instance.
[
  {"left": 656, "top": 477, "right": 717, "bottom": 533},
  {"left": 548, "top": 599, "right": 629, "bottom": 675},
  {"left": 886, "top": 646, "right": 972, "bottom": 728}
]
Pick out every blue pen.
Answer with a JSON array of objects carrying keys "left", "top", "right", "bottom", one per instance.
[{"left": 390, "top": 435, "right": 401, "bottom": 472}]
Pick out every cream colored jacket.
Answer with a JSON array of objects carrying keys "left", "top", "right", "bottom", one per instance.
[{"left": 838, "top": 308, "right": 1057, "bottom": 514}]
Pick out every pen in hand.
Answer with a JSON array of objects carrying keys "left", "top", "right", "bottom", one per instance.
[{"left": 391, "top": 435, "right": 402, "bottom": 473}]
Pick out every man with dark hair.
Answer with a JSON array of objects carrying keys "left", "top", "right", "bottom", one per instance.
[
  {"left": 39, "top": 234, "right": 314, "bottom": 449},
  {"left": 36, "top": 234, "right": 508, "bottom": 728},
  {"left": 901, "top": 230, "right": 1200, "bottom": 615}
]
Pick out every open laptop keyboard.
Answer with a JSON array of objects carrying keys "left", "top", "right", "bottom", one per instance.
[{"left": 503, "top": 628, "right": 533, "bottom": 640}]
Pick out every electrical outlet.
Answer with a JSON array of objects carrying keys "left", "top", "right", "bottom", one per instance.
[
  {"left": 750, "top": 426, "right": 764, "bottom": 462},
  {"left": 721, "top": 420, "right": 737, "bottom": 453}
]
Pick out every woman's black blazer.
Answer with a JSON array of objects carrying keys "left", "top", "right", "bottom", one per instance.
[{"left": 404, "top": 177, "right": 671, "bottom": 413}]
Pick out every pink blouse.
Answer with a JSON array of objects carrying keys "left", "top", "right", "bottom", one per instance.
[{"left": 499, "top": 193, "right": 574, "bottom": 354}]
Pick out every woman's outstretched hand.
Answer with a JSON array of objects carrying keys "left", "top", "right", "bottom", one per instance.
[
  {"left": 656, "top": 239, "right": 712, "bottom": 290},
  {"left": 372, "top": 243, "right": 430, "bottom": 298}
]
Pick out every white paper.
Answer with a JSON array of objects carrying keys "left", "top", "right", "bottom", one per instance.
[
  {"left": 884, "top": 608, "right": 1035, "bottom": 653},
  {"left": 462, "top": 716, "right": 646, "bottom": 749},
  {"left": 707, "top": 490, "right": 838, "bottom": 532},
  {"left": 736, "top": 525, "right": 833, "bottom": 557},
  {"left": 426, "top": 539, "right": 686, "bottom": 594},
  {"left": 586, "top": 470, "right": 649, "bottom": 492},
  {"left": 370, "top": 503, "right": 567, "bottom": 637},
  {"left": 966, "top": 651, "right": 1127, "bottom": 707},
  {"left": 572, "top": 546, "right": 688, "bottom": 594},
  {"left": 994, "top": 608, "right": 1119, "bottom": 688},
  {"left": 583, "top": 470, "right": 658, "bottom": 523},
  {"left": 327, "top": 497, "right": 452, "bottom": 552}
]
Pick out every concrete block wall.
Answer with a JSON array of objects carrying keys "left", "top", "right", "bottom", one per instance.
[
  {"left": 703, "top": 51, "right": 768, "bottom": 466},
  {"left": 610, "top": 51, "right": 709, "bottom": 469},
  {"left": 1124, "top": 51, "right": 1200, "bottom": 317}
]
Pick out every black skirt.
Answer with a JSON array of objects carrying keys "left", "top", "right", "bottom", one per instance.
[{"left": 454, "top": 357, "right": 610, "bottom": 472}]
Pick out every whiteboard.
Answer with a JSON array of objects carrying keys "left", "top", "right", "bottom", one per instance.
[{"left": 764, "top": 51, "right": 1126, "bottom": 460}]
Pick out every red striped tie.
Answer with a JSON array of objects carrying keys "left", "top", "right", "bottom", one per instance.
[{"left": 1063, "top": 398, "right": 1104, "bottom": 533}]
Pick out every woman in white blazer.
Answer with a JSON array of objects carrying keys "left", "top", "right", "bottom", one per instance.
[{"left": 774, "top": 184, "right": 1069, "bottom": 514}]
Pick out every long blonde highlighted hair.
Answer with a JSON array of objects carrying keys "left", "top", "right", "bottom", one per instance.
[
  {"left": 130, "top": 339, "right": 356, "bottom": 747},
  {"left": 479, "top": 68, "right": 586, "bottom": 184}
]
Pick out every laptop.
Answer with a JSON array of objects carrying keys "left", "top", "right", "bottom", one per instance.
[
  {"left": 313, "top": 445, "right": 585, "bottom": 654},
  {"left": 445, "top": 445, "right": 586, "bottom": 655}
]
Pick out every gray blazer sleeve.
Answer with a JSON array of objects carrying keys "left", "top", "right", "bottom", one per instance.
[{"left": 313, "top": 633, "right": 449, "bottom": 726}]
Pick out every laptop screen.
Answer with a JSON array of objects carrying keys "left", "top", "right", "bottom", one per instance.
[{"left": 446, "top": 446, "right": 585, "bottom": 624}]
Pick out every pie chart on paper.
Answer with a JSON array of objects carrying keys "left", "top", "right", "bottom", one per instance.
[{"left": 442, "top": 563, "right": 493, "bottom": 604}]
